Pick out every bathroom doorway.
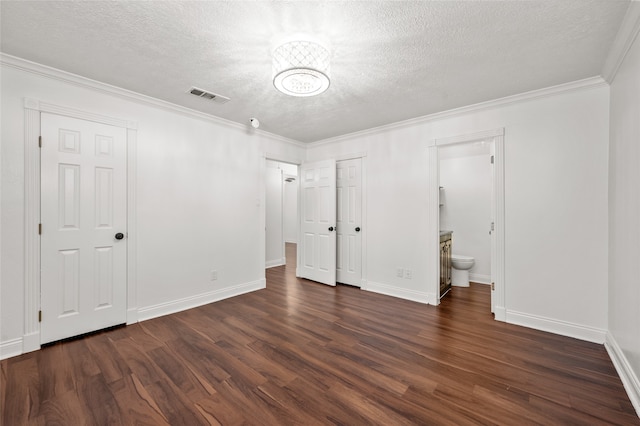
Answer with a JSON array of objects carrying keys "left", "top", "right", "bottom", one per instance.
[
  {"left": 427, "top": 129, "right": 505, "bottom": 320},
  {"left": 439, "top": 142, "right": 492, "bottom": 293}
]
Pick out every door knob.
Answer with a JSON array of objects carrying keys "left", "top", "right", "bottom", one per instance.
[
  {"left": 328, "top": 226, "right": 334, "bottom": 232},
  {"left": 355, "top": 227, "right": 361, "bottom": 232},
  {"left": 115, "top": 232, "right": 124, "bottom": 240}
]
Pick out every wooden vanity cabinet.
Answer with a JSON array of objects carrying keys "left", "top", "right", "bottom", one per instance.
[{"left": 440, "top": 232, "right": 452, "bottom": 297}]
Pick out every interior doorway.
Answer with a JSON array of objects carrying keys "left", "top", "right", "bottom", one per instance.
[
  {"left": 428, "top": 129, "right": 505, "bottom": 320},
  {"left": 265, "top": 160, "right": 299, "bottom": 269},
  {"left": 438, "top": 140, "right": 494, "bottom": 307},
  {"left": 21, "top": 99, "right": 138, "bottom": 354},
  {"left": 266, "top": 156, "right": 365, "bottom": 288}
]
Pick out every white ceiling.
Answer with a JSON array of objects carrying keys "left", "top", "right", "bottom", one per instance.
[{"left": 0, "top": 1, "right": 630, "bottom": 143}]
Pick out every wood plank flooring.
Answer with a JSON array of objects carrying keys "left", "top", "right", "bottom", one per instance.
[{"left": 2, "top": 243, "right": 638, "bottom": 425}]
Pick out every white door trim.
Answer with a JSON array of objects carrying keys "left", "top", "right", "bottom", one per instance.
[
  {"left": 22, "top": 98, "right": 138, "bottom": 353},
  {"left": 427, "top": 128, "right": 505, "bottom": 321}
]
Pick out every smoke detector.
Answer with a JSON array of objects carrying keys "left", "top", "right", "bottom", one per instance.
[{"left": 188, "top": 87, "right": 230, "bottom": 104}]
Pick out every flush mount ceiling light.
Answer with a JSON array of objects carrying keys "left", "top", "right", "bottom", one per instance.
[{"left": 272, "top": 36, "right": 330, "bottom": 97}]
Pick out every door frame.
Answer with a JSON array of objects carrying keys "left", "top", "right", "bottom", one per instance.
[
  {"left": 427, "top": 128, "right": 505, "bottom": 321},
  {"left": 261, "top": 153, "right": 304, "bottom": 279},
  {"left": 23, "top": 98, "right": 138, "bottom": 353}
]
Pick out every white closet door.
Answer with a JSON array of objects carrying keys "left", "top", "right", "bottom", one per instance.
[
  {"left": 336, "top": 158, "right": 362, "bottom": 286},
  {"left": 298, "top": 160, "right": 336, "bottom": 286},
  {"left": 40, "top": 113, "right": 127, "bottom": 344}
]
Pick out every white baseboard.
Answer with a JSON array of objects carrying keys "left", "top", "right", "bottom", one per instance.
[
  {"left": 365, "top": 281, "right": 430, "bottom": 304},
  {"left": 494, "top": 305, "right": 506, "bottom": 322},
  {"left": 605, "top": 332, "right": 640, "bottom": 417},
  {"left": 22, "top": 331, "right": 41, "bottom": 354},
  {"left": 138, "top": 279, "right": 266, "bottom": 322},
  {"left": 425, "top": 291, "right": 439, "bottom": 305},
  {"left": 0, "top": 338, "right": 23, "bottom": 360},
  {"left": 127, "top": 308, "right": 139, "bottom": 325},
  {"left": 266, "top": 258, "right": 286, "bottom": 268},
  {"left": 469, "top": 273, "right": 491, "bottom": 284},
  {"left": 506, "top": 310, "right": 607, "bottom": 343}
]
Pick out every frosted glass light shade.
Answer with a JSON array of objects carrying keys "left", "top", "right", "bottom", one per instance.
[{"left": 273, "top": 40, "right": 330, "bottom": 97}]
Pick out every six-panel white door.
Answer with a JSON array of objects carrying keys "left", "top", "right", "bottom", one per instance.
[
  {"left": 40, "top": 113, "right": 127, "bottom": 344},
  {"left": 298, "top": 160, "right": 337, "bottom": 286},
  {"left": 336, "top": 158, "right": 362, "bottom": 286}
]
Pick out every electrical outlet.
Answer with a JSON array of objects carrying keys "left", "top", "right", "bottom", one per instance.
[
  {"left": 396, "top": 268, "right": 404, "bottom": 278},
  {"left": 211, "top": 270, "right": 218, "bottom": 281},
  {"left": 405, "top": 269, "right": 413, "bottom": 279}
]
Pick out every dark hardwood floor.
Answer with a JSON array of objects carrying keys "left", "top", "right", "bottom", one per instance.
[{"left": 2, "top": 243, "right": 638, "bottom": 425}]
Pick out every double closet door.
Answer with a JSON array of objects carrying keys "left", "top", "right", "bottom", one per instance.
[{"left": 298, "top": 158, "right": 362, "bottom": 287}]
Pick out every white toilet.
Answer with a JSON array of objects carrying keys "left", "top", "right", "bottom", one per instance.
[{"left": 451, "top": 254, "right": 475, "bottom": 287}]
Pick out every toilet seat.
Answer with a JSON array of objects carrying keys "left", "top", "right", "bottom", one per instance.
[{"left": 452, "top": 254, "right": 474, "bottom": 262}]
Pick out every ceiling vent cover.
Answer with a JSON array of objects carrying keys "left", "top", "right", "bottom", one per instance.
[{"left": 188, "top": 87, "right": 230, "bottom": 104}]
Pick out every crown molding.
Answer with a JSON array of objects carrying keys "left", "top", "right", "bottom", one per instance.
[
  {"left": 1, "top": 52, "right": 608, "bottom": 150},
  {"left": 602, "top": 2, "right": 640, "bottom": 83},
  {"left": 308, "top": 76, "right": 607, "bottom": 148},
  {"left": 0, "top": 53, "right": 305, "bottom": 148}
]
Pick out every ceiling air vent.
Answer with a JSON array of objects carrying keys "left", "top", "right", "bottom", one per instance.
[{"left": 188, "top": 86, "right": 230, "bottom": 104}]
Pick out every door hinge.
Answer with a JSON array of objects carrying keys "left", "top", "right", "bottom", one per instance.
[
  {"left": 490, "top": 155, "right": 494, "bottom": 164},
  {"left": 38, "top": 223, "right": 42, "bottom": 235},
  {"left": 39, "top": 136, "right": 42, "bottom": 148},
  {"left": 38, "top": 310, "right": 42, "bottom": 322},
  {"left": 491, "top": 282, "right": 495, "bottom": 291}
]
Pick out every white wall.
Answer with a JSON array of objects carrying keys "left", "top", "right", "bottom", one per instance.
[
  {"left": 267, "top": 161, "right": 298, "bottom": 244},
  {"left": 608, "top": 22, "right": 640, "bottom": 411},
  {"left": 265, "top": 161, "right": 284, "bottom": 267},
  {"left": 278, "top": 162, "right": 298, "bottom": 176},
  {"left": 0, "top": 60, "right": 304, "bottom": 355},
  {"left": 283, "top": 173, "right": 299, "bottom": 243},
  {"left": 307, "top": 82, "right": 610, "bottom": 342},
  {"left": 439, "top": 143, "right": 492, "bottom": 283},
  {"left": 265, "top": 159, "right": 298, "bottom": 263}
]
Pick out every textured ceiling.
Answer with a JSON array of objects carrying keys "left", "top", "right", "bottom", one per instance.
[{"left": 0, "top": 1, "right": 630, "bottom": 143}]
